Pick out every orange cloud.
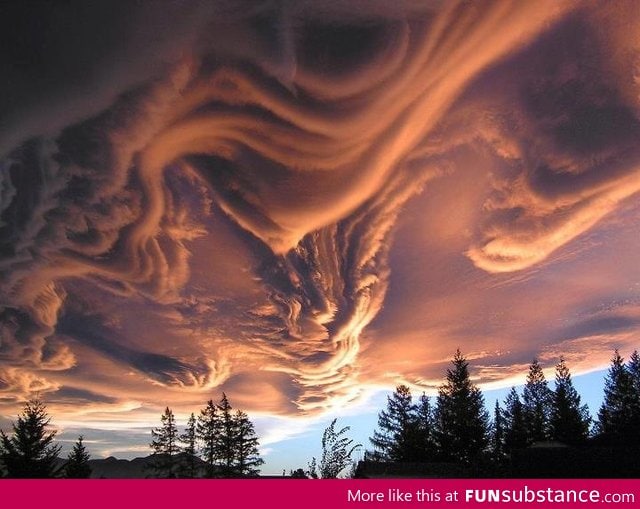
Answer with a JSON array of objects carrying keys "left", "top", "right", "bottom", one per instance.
[{"left": 4, "top": 1, "right": 640, "bottom": 440}]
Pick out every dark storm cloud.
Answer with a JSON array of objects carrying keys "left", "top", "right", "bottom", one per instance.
[{"left": 0, "top": 0, "right": 214, "bottom": 156}]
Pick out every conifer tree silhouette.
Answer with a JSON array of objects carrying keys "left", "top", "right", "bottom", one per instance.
[
  {"left": 596, "top": 350, "right": 637, "bottom": 443},
  {"left": 0, "top": 399, "right": 61, "bottom": 478},
  {"left": 197, "top": 399, "right": 220, "bottom": 478},
  {"left": 234, "top": 409, "right": 264, "bottom": 477},
  {"left": 370, "top": 385, "right": 418, "bottom": 461},
  {"left": 522, "top": 360, "right": 552, "bottom": 443},
  {"left": 179, "top": 413, "right": 198, "bottom": 478},
  {"left": 549, "top": 357, "right": 590, "bottom": 444},
  {"left": 503, "top": 387, "right": 528, "bottom": 451},
  {"left": 149, "top": 407, "right": 179, "bottom": 478},
  {"left": 491, "top": 401, "right": 506, "bottom": 463},
  {"left": 64, "top": 435, "right": 92, "bottom": 478},
  {"left": 433, "top": 349, "right": 489, "bottom": 464}
]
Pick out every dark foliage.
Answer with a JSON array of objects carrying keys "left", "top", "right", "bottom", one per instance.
[
  {"left": 491, "top": 401, "right": 506, "bottom": 462},
  {"left": 196, "top": 399, "right": 219, "bottom": 477},
  {"left": 522, "top": 359, "right": 552, "bottom": 443},
  {"left": 433, "top": 349, "right": 490, "bottom": 464},
  {"left": 549, "top": 357, "right": 590, "bottom": 444},
  {"left": 148, "top": 406, "right": 179, "bottom": 478},
  {"left": 179, "top": 413, "right": 198, "bottom": 478},
  {"left": 414, "top": 392, "right": 437, "bottom": 461},
  {"left": 234, "top": 409, "right": 264, "bottom": 477},
  {"left": 65, "top": 435, "right": 92, "bottom": 478},
  {"left": 503, "top": 387, "right": 528, "bottom": 452},
  {"left": 196, "top": 394, "right": 263, "bottom": 478},
  {"left": 0, "top": 399, "right": 62, "bottom": 478},
  {"left": 595, "top": 350, "right": 639, "bottom": 443},
  {"left": 289, "top": 467, "right": 307, "bottom": 478}
]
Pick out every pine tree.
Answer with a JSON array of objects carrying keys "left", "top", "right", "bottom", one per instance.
[
  {"left": 627, "top": 350, "right": 640, "bottom": 432},
  {"left": 549, "top": 357, "right": 590, "bottom": 444},
  {"left": 0, "top": 439, "right": 5, "bottom": 477},
  {"left": 149, "top": 407, "right": 179, "bottom": 478},
  {"left": 197, "top": 399, "right": 220, "bottom": 478},
  {"left": 64, "top": 435, "right": 92, "bottom": 478},
  {"left": 234, "top": 409, "right": 264, "bottom": 477},
  {"left": 0, "top": 399, "right": 61, "bottom": 478},
  {"left": 629, "top": 350, "right": 640, "bottom": 391},
  {"left": 414, "top": 392, "right": 437, "bottom": 462},
  {"left": 491, "top": 401, "right": 506, "bottom": 463},
  {"left": 433, "top": 349, "right": 490, "bottom": 464},
  {"left": 216, "top": 393, "right": 236, "bottom": 478},
  {"left": 318, "top": 419, "right": 360, "bottom": 478},
  {"left": 369, "top": 385, "right": 419, "bottom": 461},
  {"left": 503, "top": 388, "right": 528, "bottom": 451},
  {"left": 596, "top": 350, "right": 637, "bottom": 443},
  {"left": 195, "top": 394, "right": 264, "bottom": 478},
  {"left": 179, "top": 413, "right": 198, "bottom": 478},
  {"left": 522, "top": 359, "right": 552, "bottom": 443}
]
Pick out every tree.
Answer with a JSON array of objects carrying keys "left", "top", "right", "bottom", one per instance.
[
  {"left": 491, "top": 401, "right": 506, "bottom": 463},
  {"left": 549, "top": 357, "right": 590, "bottom": 444},
  {"left": 414, "top": 392, "right": 437, "bottom": 462},
  {"left": 522, "top": 359, "right": 552, "bottom": 443},
  {"left": 306, "top": 456, "right": 319, "bottom": 479},
  {"left": 197, "top": 399, "right": 220, "bottom": 478},
  {"left": 64, "top": 435, "right": 92, "bottom": 478},
  {"left": 195, "top": 394, "right": 264, "bottom": 478},
  {"left": 149, "top": 407, "right": 179, "bottom": 478},
  {"left": 433, "top": 349, "right": 490, "bottom": 464},
  {"left": 627, "top": 350, "right": 640, "bottom": 431},
  {"left": 0, "top": 399, "right": 61, "bottom": 478},
  {"left": 595, "top": 350, "right": 637, "bottom": 443},
  {"left": 629, "top": 350, "right": 640, "bottom": 391},
  {"left": 234, "top": 409, "right": 264, "bottom": 477},
  {"left": 0, "top": 439, "right": 5, "bottom": 477},
  {"left": 369, "top": 385, "right": 419, "bottom": 462},
  {"left": 503, "top": 388, "right": 528, "bottom": 452},
  {"left": 179, "top": 413, "right": 198, "bottom": 478},
  {"left": 318, "top": 419, "right": 361, "bottom": 478},
  {"left": 216, "top": 393, "right": 236, "bottom": 477}
]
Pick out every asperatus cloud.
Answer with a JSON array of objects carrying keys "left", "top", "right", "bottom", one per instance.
[{"left": 2, "top": 0, "right": 640, "bottom": 427}]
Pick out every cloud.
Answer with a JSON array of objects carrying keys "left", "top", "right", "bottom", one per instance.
[
  {"left": 3, "top": 0, "right": 640, "bottom": 447},
  {"left": 53, "top": 387, "right": 119, "bottom": 405},
  {"left": 0, "top": 367, "right": 60, "bottom": 403},
  {"left": 452, "top": 12, "right": 640, "bottom": 273}
]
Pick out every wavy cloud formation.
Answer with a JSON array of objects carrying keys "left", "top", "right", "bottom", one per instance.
[{"left": 2, "top": 1, "right": 640, "bottom": 430}]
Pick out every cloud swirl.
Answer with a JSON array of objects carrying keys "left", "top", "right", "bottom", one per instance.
[{"left": 2, "top": 1, "right": 640, "bottom": 428}]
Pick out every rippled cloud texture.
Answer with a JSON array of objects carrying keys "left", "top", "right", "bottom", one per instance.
[{"left": 2, "top": 0, "right": 640, "bottom": 429}]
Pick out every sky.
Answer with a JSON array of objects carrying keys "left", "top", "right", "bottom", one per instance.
[{"left": 2, "top": 0, "right": 640, "bottom": 473}]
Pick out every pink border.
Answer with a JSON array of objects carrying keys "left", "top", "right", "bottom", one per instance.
[{"left": 2, "top": 479, "right": 638, "bottom": 508}]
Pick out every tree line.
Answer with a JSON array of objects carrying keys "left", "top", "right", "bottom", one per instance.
[
  {"left": 148, "top": 392, "right": 263, "bottom": 478},
  {"left": 0, "top": 392, "right": 263, "bottom": 479},
  {"left": 0, "top": 399, "right": 91, "bottom": 478},
  {"left": 364, "top": 349, "right": 640, "bottom": 473}
]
